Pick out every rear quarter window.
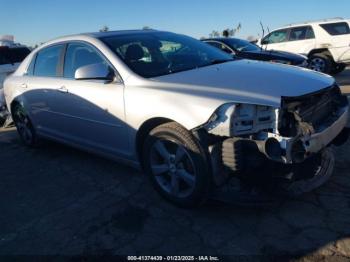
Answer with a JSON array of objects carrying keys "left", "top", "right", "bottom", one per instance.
[{"left": 319, "top": 22, "right": 350, "bottom": 35}]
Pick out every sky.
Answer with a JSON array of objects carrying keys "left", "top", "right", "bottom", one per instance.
[{"left": 1, "top": 0, "right": 350, "bottom": 46}]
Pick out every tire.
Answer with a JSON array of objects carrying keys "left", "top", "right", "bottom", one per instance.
[
  {"left": 222, "top": 138, "right": 244, "bottom": 173},
  {"left": 308, "top": 53, "right": 332, "bottom": 74},
  {"left": 12, "top": 103, "right": 38, "bottom": 146},
  {"left": 142, "top": 122, "right": 211, "bottom": 207},
  {"left": 331, "top": 63, "right": 346, "bottom": 75}
]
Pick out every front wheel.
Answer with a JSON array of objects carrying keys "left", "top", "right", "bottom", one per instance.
[
  {"left": 308, "top": 53, "right": 332, "bottom": 74},
  {"left": 12, "top": 103, "right": 38, "bottom": 146},
  {"left": 142, "top": 122, "right": 211, "bottom": 207}
]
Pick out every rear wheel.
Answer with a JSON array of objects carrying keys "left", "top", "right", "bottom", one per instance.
[
  {"left": 308, "top": 53, "right": 332, "bottom": 74},
  {"left": 331, "top": 63, "right": 346, "bottom": 75},
  {"left": 12, "top": 103, "right": 38, "bottom": 146},
  {"left": 142, "top": 122, "right": 211, "bottom": 207}
]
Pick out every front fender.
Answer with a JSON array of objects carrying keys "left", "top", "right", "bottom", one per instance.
[{"left": 125, "top": 84, "right": 230, "bottom": 131}]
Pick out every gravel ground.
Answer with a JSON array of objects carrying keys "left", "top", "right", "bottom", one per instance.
[{"left": 0, "top": 73, "right": 349, "bottom": 259}]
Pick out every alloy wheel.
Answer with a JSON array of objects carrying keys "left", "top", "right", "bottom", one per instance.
[
  {"left": 13, "top": 107, "right": 34, "bottom": 145},
  {"left": 309, "top": 57, "right": 326, "bottom": 72},
  {"left": 149, "top": 139, "right": 196, "bottom": 198}
]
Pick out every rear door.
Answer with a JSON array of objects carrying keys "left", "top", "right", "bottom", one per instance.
[
  {"left": 284, "top": 26, "right": 316, "bottom": 55},
  {"left": 319, "top": 22, "right": 350, "bottom": 63},
  {"left": 21, "top": 44, "right": 65, "bottom": 131}
]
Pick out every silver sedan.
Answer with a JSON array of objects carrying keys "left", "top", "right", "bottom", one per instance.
[{"left": 3, "top": 30, "right": 349, "bottom": 206}]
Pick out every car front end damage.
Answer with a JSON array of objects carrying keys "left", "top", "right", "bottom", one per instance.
[{"left": 196, "top": 84, "right": 349, "bottom": 199}]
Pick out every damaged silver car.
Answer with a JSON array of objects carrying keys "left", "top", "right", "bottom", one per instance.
[{"left": 3, "top": 30, "right": 349, "bottom": 206}]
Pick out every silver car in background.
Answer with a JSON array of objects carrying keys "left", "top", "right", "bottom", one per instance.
[{"left": 4, "top": 30, "right": 349, "bottom": 206}]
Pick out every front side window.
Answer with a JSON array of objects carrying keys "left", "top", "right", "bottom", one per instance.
[
  {"left": 33, "top": 45, "right": 64, "bottom": 77},
  {"left": 63, "top": 43, "right": 108, "bottom": 78},
  {"left": 101, "top": 32, "right": 232, "bottom": 78},
  {"left": 263, "top": 29, "right": 288, "bottom": 44},
  {"left": 319, "top": 22, "right": 350, "bottom": 35}
]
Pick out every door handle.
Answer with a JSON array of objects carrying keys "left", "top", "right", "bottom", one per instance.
[
  {"left": 57, "top": 86, "right": 68, "bottom": 93},
  {"left": 21, "top": 83, "right": 27, "bottom": 88}
]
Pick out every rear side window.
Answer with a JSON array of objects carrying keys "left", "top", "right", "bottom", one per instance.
[
  {"left": 289, "top": 26, "right": 315, "bottom": 41},
  {"left": 63, "top": 43, "right": 108, "bottom": 78},
  {"left": 206, "top": 41, "right": 232, "bottom": 54},
  {"left": 33, "top": 45, "right": 64, "bottom": 77},
  {"left": 319, "top": 22, "right": 350, "bottom": 35}
]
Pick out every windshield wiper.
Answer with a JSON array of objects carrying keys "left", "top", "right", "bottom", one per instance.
[
  {"left": 208, "top": 58, "right": 234, "bottom": 65},
  {"left": 197, "top": 58, "right": 234, "bottom": 69}
]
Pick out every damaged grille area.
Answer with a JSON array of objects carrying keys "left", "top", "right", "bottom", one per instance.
[{"left": 279, "top": 84, "right": 348, "bottom": 137}]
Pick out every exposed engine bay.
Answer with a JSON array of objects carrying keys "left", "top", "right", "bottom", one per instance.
[{"left": 197, "top": 84, "right": 349, "bottom": 198}]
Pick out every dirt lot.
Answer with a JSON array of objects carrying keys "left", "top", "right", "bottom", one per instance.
[
  {"left": 0, "top": 70, "right": 350, "bottom": 259},
  {"left": 338, "top": 67, "right": 350, "bottom": 94}
]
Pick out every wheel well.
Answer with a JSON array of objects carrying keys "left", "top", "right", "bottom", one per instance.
[
  {"left": 308, "top": 49, "right": 333, "bottom": 59},
  {"left": 10, "top": 100, "right": 21, "bottom": 114},
  {"left": 136, "top": 117, "right": 173, "bottom": 163}
]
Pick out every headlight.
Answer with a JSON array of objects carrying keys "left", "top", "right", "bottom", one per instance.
[
  {"left": 232, "top": 104, "right": 278, "bottom": 135},
  {"left": 205, "top": 103, "right": 278, "bottom": 137}
]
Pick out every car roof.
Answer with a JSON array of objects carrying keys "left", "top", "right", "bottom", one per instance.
[
  {"left": 275, "top": 18, "right": 349, "bottom": 30},
  {"left": 44, "top": 29, "right": 172, "bottom": 44},
  {"left": 201, "top": 37, "right": 244, "bottom": 42},
  {"left": 63, "top": 29, "right": 174, "bottom": 40},
  {"left": 87, "top": 29, "right": 160, "bottom": 37}
]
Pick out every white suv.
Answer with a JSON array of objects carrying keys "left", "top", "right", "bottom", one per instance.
[{"left": 257, "top": 18, "right": 350, "bottom": 74}]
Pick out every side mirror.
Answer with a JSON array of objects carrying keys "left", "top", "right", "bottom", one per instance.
[
  {"left": 75, "top": 63, "right": 115, "bottom": 81},
  {"left": 261, "top": 38, "right": 268, "bottom": 45}
]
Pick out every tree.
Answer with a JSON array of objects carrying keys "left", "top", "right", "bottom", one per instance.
[
  {"left": 209, "top": 30, "right": 220, "bottom": 38},
  {"left": 99, "top": 26, "right": 109, "bottom": 32},
  {"left": 210, "top": 23, "right": 242, "bottom": 38},
  {"left": 222, "top": 23, "right": 242, "bottom": 37},
  {"left": 246, "top": 35, "right": 257, "bottom": 42}
]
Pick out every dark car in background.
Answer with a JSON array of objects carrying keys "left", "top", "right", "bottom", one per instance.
[
  {"left": 202, "top": 37, "right": 308, "bottom": 67},
  {"left": 0, "top": 45, "right": 31, "bottom": 126}
]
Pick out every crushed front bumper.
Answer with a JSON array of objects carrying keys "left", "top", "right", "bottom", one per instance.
[{"left": 267, "top": 106, "right": 349, "bottom": 164}]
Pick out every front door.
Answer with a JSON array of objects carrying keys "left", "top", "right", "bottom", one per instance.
[{"left": 48, "top": 42, "right": 129, "bottom": 156}]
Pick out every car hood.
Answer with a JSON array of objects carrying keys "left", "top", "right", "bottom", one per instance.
[{"left": 152, "top": 59, "right": 334, "bottom": 108}]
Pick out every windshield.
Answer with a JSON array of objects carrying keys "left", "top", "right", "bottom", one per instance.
[
  {"left": 225, "top": 39, "right": 260, "bottom": 52},
  {"left": 101, "top": 32, "right": 233, "bottom": 78},
  {"left": 0, "top": 47, "right": 31, "bottom": 65}
]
